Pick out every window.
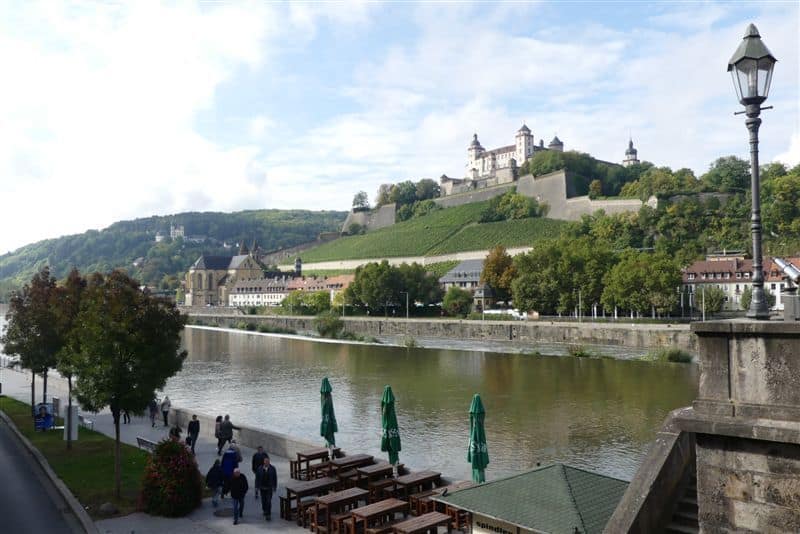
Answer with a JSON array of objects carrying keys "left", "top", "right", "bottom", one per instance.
[
  {"left": 771, "top": 284, "right": 776, "bottom": 290},
  {"left": 724, "top": 273, "right": 730, "bottom": 279},
  {"left": 688, "top": 273, "right": 695, "bottom": 280},
  {"left": 736, "top": 272, "right": 742, "bottom": 279}
]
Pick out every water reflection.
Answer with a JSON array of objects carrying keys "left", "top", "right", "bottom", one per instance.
[{"left": 168, "top": 327, "right": 698, "bottom": 481}]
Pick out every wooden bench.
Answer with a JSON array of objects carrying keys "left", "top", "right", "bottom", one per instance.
[
  {"left": 77, "top": 414, "right": 94, "bottom": 430},
  {"left": 136, "top": 436, "right": 158, "bottom": 453},
  {"left": 366, "top": 517, "right": 404, "bottom": 534},
  {"left": 391, "top": 511, "right": 451, "bottom": 534},
  {"left": 409, "top": 490, "right": 436, "bottom": 516}
]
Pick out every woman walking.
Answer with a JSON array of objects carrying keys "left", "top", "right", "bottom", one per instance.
[{"left": 160, "top": 395, "right": 171, "bottom": 427}]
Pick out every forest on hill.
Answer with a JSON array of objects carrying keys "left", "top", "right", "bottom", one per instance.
[{"left": 0, "top": 209, "right": 346, "bottom": 298}]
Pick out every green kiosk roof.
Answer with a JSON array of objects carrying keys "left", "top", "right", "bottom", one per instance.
[{"left": 435, "top": 464, "right": 628, "bottom": 534}]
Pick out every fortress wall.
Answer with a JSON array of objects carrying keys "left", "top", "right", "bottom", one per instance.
[
  {"left": 432, "top": 183, "right": 516, "bottom": 208},
  {"left": 341, "top": 203, "right": 397, "bottom": 233},
  {"left": 517, "top": 171, "right": 570, "bottom": 219}
]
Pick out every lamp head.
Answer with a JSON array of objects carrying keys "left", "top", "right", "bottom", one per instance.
[{"left": 728, "top": 24, "right": 777, "bottom": 105}]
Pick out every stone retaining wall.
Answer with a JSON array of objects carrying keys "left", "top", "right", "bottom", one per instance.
[{"left": 187, "top": 314, "right": 696, "bottom": 353}]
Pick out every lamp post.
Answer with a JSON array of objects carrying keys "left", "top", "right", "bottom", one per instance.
[
  {"left": 399, "top": 291, "right": 409, "bottom": 320},
  {"left": 728, "top": 23, "right": 777, "bottom": 320}
]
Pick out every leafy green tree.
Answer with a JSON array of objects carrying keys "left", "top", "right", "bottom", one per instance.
[
  {"left": 739, "top": 286, "right": 776, "bottom": 311},
  {"left": 1, "top": 266, "right": 61, "bottom": 414},
  {"left": 352, "top": 191, "right": 370, "bottom": 210},
  {"left": 346, "top": 260, "right": 403, "bottom": 313},
  {"left": 602, "top": 252, "right": 680, "bottom": 316},
  {"left": 481, "top": 246, "right": 517, "bottom": 302},
  {"left": 412, "top": 199, "right": 441, "bottom": 219},
  {"left": 588, "top": 179, "right": 602, "bottom": 199},
  {"left": 347, "top": 223, "right": 365, "bottom": 235},
  {"left": 701, "top": 286, "right": 726, "bottom": 314},
  {"left": 415, "top": 179, "right": 441, "bottom": 201},
  {"left": 375, "top": 184, "right": 393, "bottom": 206},
  {"left": 70, "top": 270, "right": 187, "bottom": 498},
  {"left": 397, "top": 263, "right": 442, "bottom": 308},
  {"left": 281, "top": 290, "right": 305, "bottom": 314},
  {"left": 304, "top": 291, "right": 332, "bottom": 315},
  {"left": 443, "top": 286, "right": 472, "bottom": 317},
  {"left": 389, "top": 181, "right": 418, "bottom": 207},
  {"left": 54, "top": 269, "right": 87, "bottom": 449},
  {"left": 700, "top": 156, "right": 750, "bottom": 193}
]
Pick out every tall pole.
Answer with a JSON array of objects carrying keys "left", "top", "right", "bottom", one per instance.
[
  {"left": 745, "top": 104, "right": 770, "bottom": 319},
  {"left": 405, "top": 292, "right": 409, "bottom": 320},
  {"left": 702, "top": 285, "right": 706, "bottom": 322}
]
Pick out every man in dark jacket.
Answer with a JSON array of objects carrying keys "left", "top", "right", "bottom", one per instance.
[
  {"left": 229, "top": 468, "right": 249, "bottom": 525},
  {"left": 188, "top": 415, "right": 200, "bottom": 455},
  {"left": 205, "top": 459, "right": 224, "bottom": 507},
  {"left": 251, "top": 446, "right": 267, "bottom": 498},
  {"left": 220, "top": 445, "right": 239, "bottom": 496},
  {"left": 217, "top": 414, "right": 239, "bottom": 455},
  {"left": 255, "top": 455, "right": 278, "bottom": 520}
]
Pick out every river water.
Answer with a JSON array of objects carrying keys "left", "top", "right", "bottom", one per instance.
[{"left": 165, "top": 326, "right": 698, "bottom": 482}]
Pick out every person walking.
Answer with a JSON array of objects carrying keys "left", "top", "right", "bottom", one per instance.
[
  {"left": 214, "top": 415, "right": 223, "bottom": 454},
  {"left": 255, "top": 455, "right": 277, "bottom": 521},
  {"left": 148, "top": 398, "right": 159, "bottom": 428},
  {"left": 160, "top": 395, "right": 172, "bottom": 427},
  {"left": 217, "top": 414, "right": 239, "bottom": 454},
  {"left": 229, "top": 468, "right": 249, "bottom": 525},
  {"left": 122, "top": 409, "right": 130, "bottom": 424},
  {"left": 220, "top": 444, "right": 240, "bottom": 496},
  {"left": 188, "top": 415, "right": 200, "bottom": 455},
  {"left": 205, "top": 459, "right": 224, "bottom": 508},
  {"left": 251, "top": 446, "right": 267, "bottom": 498}
]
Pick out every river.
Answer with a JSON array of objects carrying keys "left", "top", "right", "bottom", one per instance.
[{"left": 165, "top": 326, "right": 698, "bottom": 482}]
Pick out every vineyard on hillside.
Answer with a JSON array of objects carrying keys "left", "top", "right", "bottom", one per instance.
[{"left": 300, "top": 201, "right": 567, "bottom": 263}]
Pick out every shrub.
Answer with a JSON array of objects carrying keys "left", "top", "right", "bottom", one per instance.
[
  {"left": 244, "top": 322, "right": 257, "bottom": 331},
  {"left": 315, "top": 310, "right": 344, "bottom": 338},
  {"left": 567, "top": 344, "right": 592, "bottom": 358},
  {"left": 402, "top": 335, "right": 418, "bottom": 348},
  {"left": 646, "top": 347, "right": 693, "bottom": 363},
  {"left": 443, "top": 286, "right": 472, "bottom": 317},
  {"left": 140, "top": 439, "right": 203, "bottom": 517},
  {"left": 235, "top": 321, "right": 248, "bottom": 329}
]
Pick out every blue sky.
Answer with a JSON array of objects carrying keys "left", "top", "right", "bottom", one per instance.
[{"left": 1, "top": 1, "right": 798, "bottom": 253}]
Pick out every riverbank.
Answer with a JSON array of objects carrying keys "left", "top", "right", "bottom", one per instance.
[{"left": 185, "top": 310, "right": 697, "bottom": 355}]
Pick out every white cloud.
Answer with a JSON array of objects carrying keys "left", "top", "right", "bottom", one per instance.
[{"left": 775, "top": 132, "right": 800, "bottom": 167}]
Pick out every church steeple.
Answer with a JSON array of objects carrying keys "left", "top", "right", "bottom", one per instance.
[{"left": 623, "top": 138, "right": 639, "bottom": 167}]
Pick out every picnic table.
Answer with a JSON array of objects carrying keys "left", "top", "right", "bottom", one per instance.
[
  {"left": 392, "top": 471, "right": 441, "bottom": 501},
  {"left": 312, "top": 487, "right": 368, "bottom": 534},
  {"left": 347, "top": 498, "right": 409, "bottom": 534},
  {"left": 329, "top": 453, "right": 374, "bottom": 478},
  {"left": 391, "top": 511, "right": 451, "bottom": 534},
  {"left": 283, "top": 476, "right": 340, "bottom": 525},
  {"left": 294, "top": 447, "right": 341, "bottom": 480}
]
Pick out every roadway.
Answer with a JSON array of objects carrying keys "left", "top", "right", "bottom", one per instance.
[{"left": 0, "top": 413, "right": 82, "bottom": 533}]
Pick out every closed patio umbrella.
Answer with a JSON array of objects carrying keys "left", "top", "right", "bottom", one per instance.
[
  {"left": 320, "top": 377, "right": 338, "bottom": 447},
  {"left": 380, "top": 385, "right": 401, "bottom": 465},
  {"left": 468, "top": 393, "right": 489, "bottom": 483}
]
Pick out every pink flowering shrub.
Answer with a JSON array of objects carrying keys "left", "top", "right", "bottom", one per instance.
[{"left": 139, "top": 439, "right": 203, "bottom": 516}]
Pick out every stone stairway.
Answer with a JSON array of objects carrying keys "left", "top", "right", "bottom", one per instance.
[{"left": 665, "top": 473, "right": 698, "bottom": 534}]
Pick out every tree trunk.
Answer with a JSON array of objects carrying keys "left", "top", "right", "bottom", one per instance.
[
  {"left": 30, "top": 371, "right": 35, "bottom": 417},
  {"left": 113, "top": 408, "right": 121, "bottom": 499},
  {"left": 66, "top": 376, "right": 72, "bottom": 450},
  {"left": 42, "top": 370, "right": 48, "bottom": 405}
]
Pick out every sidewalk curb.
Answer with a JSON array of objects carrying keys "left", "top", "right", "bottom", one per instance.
[{"left": 0, "top": 409, "right": 99, "bottom": 534}]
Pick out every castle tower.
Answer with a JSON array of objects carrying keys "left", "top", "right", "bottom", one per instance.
[
  {"left": 515, "top": 124, "right": 534, "bottom": 164},
  {"left": 466, "top": 133, "right": 485, "bottom": 174},
  {"left": 548, "top": 135, "right": 564, "bottom": 152},
  {"left": 623, "top": 138, "right": 639, "bottom": 167}
]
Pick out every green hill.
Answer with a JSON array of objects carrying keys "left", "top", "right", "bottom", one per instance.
[
  {"left": 300, "top": 201, "right": 567, "bottom": 263},
  {"left": 0, "top": 209, "right": 346, "bottom": 298}
]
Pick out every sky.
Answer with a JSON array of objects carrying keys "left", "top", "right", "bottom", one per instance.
[{"left": 1, "top": 1, "right": 798, "bottom": 254}]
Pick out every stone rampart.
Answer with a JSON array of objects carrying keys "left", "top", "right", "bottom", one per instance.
[
  {"left": 187, "top": 314, "right": 696, "bottom": 353},
  {"left": 341, "top": 203, "right": 397, "bottom": 233},
  {"left": 433, "top": 183, "right": 516, "bottom": 208}
]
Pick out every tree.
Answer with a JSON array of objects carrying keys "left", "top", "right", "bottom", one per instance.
[
  {"left": 315, "top": 310, "right": 344, "bottom": 338},
  {"left": 1, "top": 266, "right": 61, "bottom": 415},
  {"left": 700, "top": 156, "right": 750, "bottom": 193},
  {"left": 443, "top": 286, "right": 472, "bottom": 317},
  {"left": 415, "top": 179, "right": 441, "bottom": 201},
  {"left": 702, "top": 286, "right": 726, "bottom": 314},
  {"left": 389, "top": 181, "right": 418, "bottom": 207},
  {"left": 397, "top": 262, "right": 443, "bottom": 309},
  {"left": 739, "top": 286, "right": 776, "bottom": 311},
  {"left": 346, "top": 261, "right": 403, "bottom": 313},
  {"left": 481, "top": 246, "right": 517, "bottom": 302},
  {"left": 376, "top": 184, "right": 393, "bottom": 206},
  {"left": 602, "top": 252, "right": 680, "bottom": 316},
  {"left": 352, "top": 191, "right": 370, "bottom": 210},
  {"left": 347, "top": 223, "right": 365, "bottom": 235},
  {"left": 304, "top": 291, "right": 332, "bottom": 315},
  {"left": 53, "top": 268, "right": 87, "bottom": 449},
  {"left": 589, "top": 179, "right": 602, "bottom": 199},
  {"left": 70, "top": 270, "right": 187, "bottom": 498}
]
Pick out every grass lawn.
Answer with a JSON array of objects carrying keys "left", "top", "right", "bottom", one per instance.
[{"left": 0, "top": 395, "right": 149, "bottom": 518}]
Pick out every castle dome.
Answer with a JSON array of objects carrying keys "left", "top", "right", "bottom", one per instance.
[
  {"left": 626, "top": 139, "right": 638, "bottom": 156},
  {"left": 548, "top": 135, "right": 563, "bottom": 147},
  {"left": 517, "top": 124, "right": 531, "bottom": 134},
  {"left": 469, "top": 133, "right": 484, "bottom": 150}
]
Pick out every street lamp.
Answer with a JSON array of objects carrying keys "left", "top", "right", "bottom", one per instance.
[
  {"left": 399, "top": 291, "right": 409, "bottom": 319},
  {"left": 728, "top": 23, "right": 777, "bottom": 319}
]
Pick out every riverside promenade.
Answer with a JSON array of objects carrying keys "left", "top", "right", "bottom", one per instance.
[{"left": 0, "top": 366, "right": 307, "bottom": 534}]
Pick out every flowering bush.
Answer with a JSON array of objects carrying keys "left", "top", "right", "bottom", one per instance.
[{"left": 139, "top": 439, "right": 203, "bottom": 517}]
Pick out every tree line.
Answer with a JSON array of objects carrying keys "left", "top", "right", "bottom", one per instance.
[{"left": 1, "top": 266, "right": 186, "bottom": 498}]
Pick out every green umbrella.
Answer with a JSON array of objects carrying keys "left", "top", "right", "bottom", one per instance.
[
  {"left": 320, "top": 377, "right": 338, "bottom": 447},
  {"left": 380, "top": 385, "right": 402, "bottom": 465},
  {"left": 468, "top": 394, "right": 489, "bottom": 483}
]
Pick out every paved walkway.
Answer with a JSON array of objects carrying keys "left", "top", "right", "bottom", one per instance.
[{"left": 0, "top": 365, "right": 306, "bottom": 534}]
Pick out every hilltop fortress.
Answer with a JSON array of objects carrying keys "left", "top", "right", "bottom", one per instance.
[{"left": 342, "top": 125, "right": 652, "bottom": 233}]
